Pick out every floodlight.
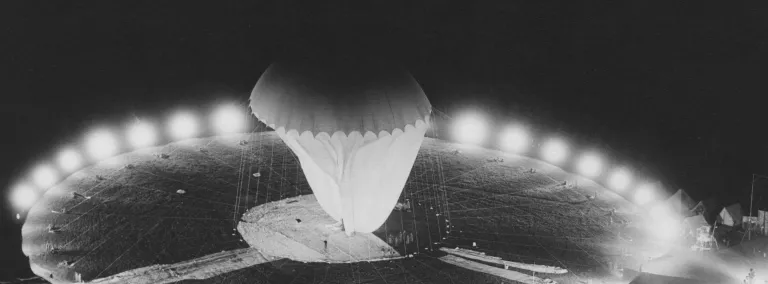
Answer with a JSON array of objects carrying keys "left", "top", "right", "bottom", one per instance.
[
  {"left": 57, "top": 148, "right": 82, "bottom": 173},
  {"left": 212, "top": 104, "right": 245, "bottom": 134},
  {"left": 454, "top": 114, "right": 487, "bottom": 145},
  {"left": 16, "top": 213, "right": 20, "bottom": 220},
  {"left": 169, "top": 112, "right": 198, "bottom": 140},
  {"left": 500, "top": 126, "right": 529, "bottom": 153},
  {"left": 652, "top": 219, "right": 679, "bottom": 240},
  {"left": 541, "top": 138, "right": 568, "bottom": 164},
  {"left": 577, "top": 153, "right": 603, "bottom": 177},
  {"left": 11, "top": 184, "right": 38, "bottom": 210},
  {"left": 608, "top": 168, "right": 632, "bottom": 192},
  {"left": 649, "top": 204, "right": 671, "bottom": 220},
  {"left": 127, "top": 121, "right": 157, "bottom": 148},
  {"left": 634, "top": 183, "right": 655, "bottom": 205},
  {"left": 86, "top": 130, "right": 119, "bottom": 160},
  {"left": 32, "top": 165, "right": 58, "bottom": 189}
]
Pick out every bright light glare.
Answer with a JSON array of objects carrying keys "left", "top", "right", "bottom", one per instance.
[
  {"left": 500, "top": 126, "right": 529, "bottom": 153},
  {"left": 454, "top": 114, "right": 487, "bottom": 145},
  {"left": 169, "top": 112, "right": 198, "bottom": 140},
  {"left": 649, "top": 204, "right": 671, "bottom": 220},
  {"left": 127, "top": 121, "right": 157, "bottom": 148},
  {"left": 11, "top": 184, "right": 38, "bottom": 210},
  {"left": 608, "top": 168, "right": 632, "bottom": 191},
  {"left": 32, "top": 165, "right": 58, "bottom": 189},
  {"left": 648, "top": 204, "right": 680, "bottom": 241},
  {"left": 577, "top": 153, "right": 603, "bottom": 177},
  {"left": 651, "top": 219, "right": 679, "bottom": 240},
  {"left": 86, "top": 130, "right": 119, "bottom": 160},
  {"left": 212, "top": 104, "right": 245, "bottom": 134},
  {"left": 57, "top": 149, "right": 82, "bottom": 172},
  {"left": 541, "top": 138, "right": 568, "bottom": 164},
  {"left": 634, "top": 184, "right": 655, "bottom": 205}
]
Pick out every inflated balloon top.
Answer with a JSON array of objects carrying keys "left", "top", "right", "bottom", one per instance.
[
  {"left": 250, "top": 53, "right": 432, "bottom": 137},
  {"left": 250, "top": 51, "right": 432, "bottom": 236}
]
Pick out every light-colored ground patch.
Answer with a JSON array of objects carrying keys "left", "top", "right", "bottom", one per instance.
[
  {"left": 88, "top": 248, "right": 271, "bottom": 284},
  {"left": 237, "top": 194, "right": 402, "bottom": 263},
  {"left": 440, "top": 247, "right": 567, "bottom": 274},
  {"left": 438, "top": 254, "right": 549, "bottom": 283}
]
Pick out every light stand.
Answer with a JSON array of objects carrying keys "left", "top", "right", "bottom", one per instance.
[{"left": 743, "top": 174, "right": 768, "bottom": 242}]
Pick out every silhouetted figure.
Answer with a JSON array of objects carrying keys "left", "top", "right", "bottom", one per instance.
[{"left": 744, "top": 268, "right": 755, "bottom": 284}]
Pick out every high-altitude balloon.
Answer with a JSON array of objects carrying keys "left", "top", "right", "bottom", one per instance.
[{"left": 250, "top": 54, "right": 431, "bottom": 235}]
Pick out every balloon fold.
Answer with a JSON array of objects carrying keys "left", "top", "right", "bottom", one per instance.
[{"left": 250, "top": 56, "right": 432, "bottom": 234}]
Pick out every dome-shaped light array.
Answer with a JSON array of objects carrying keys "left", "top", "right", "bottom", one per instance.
[
  {"left": 541, "top": 138, "right": 569, "bottom": 165},
  {"left": 577, "top": 153, "right": 603, "bottom": 178},
  {"left": 57, "top": 148, "right": 82, "bottom": 173},
  {"left": 608, "top": 168, "right": 632, "bottom": 192},
  {"left": 8, "top": 102, "right": 664, "bottom": 214},
  {"left": 127, "top": 121, "right": 158, "bottom": 149},
  {"left": 169, "top": 111, "right": 198, "bottom": 140},
  {"left": 7, "top": 104, "right": 243, "bottom": 212},
  {"left": 447, "top": 112, "right": 661, "bottom": 208},
  {"left": 86, "top": 129, "right": 119, "bottom": 160},
  {"left": 500, "top": 125, "right": 529, "bottom": 153},
  {"left": 454, "top": 113, "right": 487, "bottom": 145},
  {"left": 633, "top": 183, "right": 656, "bottom": 205},
  {"left": 31, "top": 164, "right": 58, "bottom": 190},
  {"left": 212, "top": 104, "right": 245, "bottom": 134},
  {"left": 11, "top": 184, "right": 38, "bottom": 211}
]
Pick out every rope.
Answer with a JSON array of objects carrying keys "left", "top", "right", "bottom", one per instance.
[
  {"left": 266, "top": 134, "right": 275, "bottom": 203},
  {"left": 232, "top": 133, "right": 247, "bottom": 228},
  {"left": 253, "top": 131, "right": 263, "bottom": 205},
  {"left": 408, "top": 166, "right": 421, "bottom": 254}
]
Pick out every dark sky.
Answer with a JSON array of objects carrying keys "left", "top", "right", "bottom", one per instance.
[{"left": 2, "top": 0, "right": 767, "bottom": 280}]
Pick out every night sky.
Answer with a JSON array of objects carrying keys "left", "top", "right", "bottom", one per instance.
[{"left": 2, "top": 1, "right": 767, "bottom": 280}]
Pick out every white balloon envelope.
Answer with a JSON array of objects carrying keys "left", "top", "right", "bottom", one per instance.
[{"left": 250, "top": 54, "right": 432, "bottom": 235}]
